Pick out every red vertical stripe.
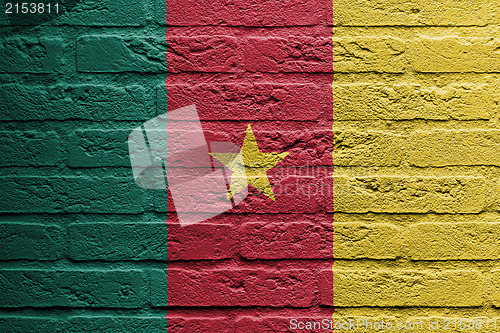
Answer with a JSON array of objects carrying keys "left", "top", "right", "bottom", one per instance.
[{"left": 165, "top": 0, "right": 334, "bottom": 330}]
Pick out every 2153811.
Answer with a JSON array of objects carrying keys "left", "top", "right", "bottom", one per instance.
[{"left": 5, "top": 3, "right": 59, "bottom": 14}]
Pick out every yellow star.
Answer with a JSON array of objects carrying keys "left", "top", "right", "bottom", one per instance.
[{"left": 211, "top": 124, "right": 289, "bottom": 201}]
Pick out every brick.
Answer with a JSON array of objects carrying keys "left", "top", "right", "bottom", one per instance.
[
  {"left": 332, "top": 270, "right": 484, "bottom": 307},
  {"left": 492, "top": 270, "right": 500, "bottom": 307},
  {"left": 167, "top": 36, "right": 243, "bottom": 73},
  {"left": 495, "top": 3, "right": 500, "bottom": 24},
  {"left": 77, "top": 36, "right": 167, "bottom": 73},
  {"left": 156, "top": 268, "right": 315, "bottom": 307},
  {"left": 0, "top": 84, "right": 152, "bottom": 121},
  {"left": 408, "top": 130, "right": 500, "bottom": 167},
  {"left": 162, "top": 83, "right": 328, "bottom": 121},
  {"left": 0, "top": 131, "right": 63, "bottom": 166},
  {"left": 0, "top": 10, "right": 6, "bottom": 26},
  {"left": 333, "top": 176, "right": 489, "bottom": 214},
  {"left": 164, "top": 0, "right": 323, "bottom": 26},
  {"left": 154, "top": 0, "right": 166, "bottom": 25},
  {"left": 167, "top": 223, "right": 235, "bottom": 260},
  {"left": 160, "top": 171, "right": 332, "bottom": 215},
  {"left": 333, "top": 0, "right": 488, "bottom": 26},
  {"left": 65, "top": 316, "right": 166, "bottom": 332},
  {"left": 406, "top": 223, "right": 500, "bottom": 260},
  {"left": 231, "top": 174, "right": 331, "bottom": 213},
  {"left": 0, "top": 37, "right": 65, "bottom": 73},
  {"left": 410, "top": 37, "right": 500, "bottom": 73},
  {"left": 333, "top": 223, "right": 401, "bottom": 259},
  {"left": 245, "top": 37, "right": 333, "bottom": 73},
  {"left": 167, "top": 317, "right": 235, "bottom": 333},
  {"left": 0, "top": 317, "right": 61, "bottom": 332},
  {"left": 332, "top": 83, "right": 494, "bottom": 121},
  {"left": 0, "top": 270, "right": 147, "bottom": 308},
  {"left": 69, "top": 130, "right": 131, "bottom": 167},
  {"left": 55, "top": 0, "right": 146, "bottom": 26},
  {"left": 333, "top": 130, "right": 403, "bottom": 166},
  {"left": 0, "top": 177, "right": 148, "bottom": 214},
  {"left": 181, "top": 126, "right": 333, "bottom": 167},
  {"left": 272, "top": 130, "right": 333, "bottom": 167},
  {"left": 69, "top": 223, "right": 167, "bottom": 260},
  {"left": 150, "top": 269, "right": 166, "bottom": 306},
  {"left": 319, "top": 269, "right": 333, "bottom": 306},
  {"left": 0, "top": 223, "right": 64, "bottom": 260},
  {"left": 333, "top": 37, "right": 406, "bottom": 73},
  {"left": 240, "top": 222, "right": 332, "bottom": 259}
]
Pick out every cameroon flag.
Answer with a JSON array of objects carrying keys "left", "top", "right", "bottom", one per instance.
[
  {"left": 158, "top": 0, "right": 335, "bottom": 330},
  {"left": 1, "top": 0, "right": 498, "bottom": 331}
]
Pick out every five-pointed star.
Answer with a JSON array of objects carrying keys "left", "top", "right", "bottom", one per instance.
[{"left": 211, "top": 124, "right": 289, "bottom": 201}]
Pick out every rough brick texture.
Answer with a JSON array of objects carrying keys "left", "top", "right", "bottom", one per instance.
[
  {"left": 0, "top": 270, "right": 147, "bottom": 308},
  {"left": 0, "top": 84, "right": 153, "bottom": 121},
  {"left": 1, "top": 0, "right": 333, "bottom": 329},
  {"left": 77, "top": 36, "right": 167, "bottom": 73},
  {"left": 0, "top": 223, "right": 65, "bottom": 260},
  {"left": 163, "top": 0, "right": 334, "bottom": 328},
  {"left": 332, "top": 83, "right": 495, "bottom": 120},
  {"left": 333, "top": 0, "right": 489, "bottom": 26},
  {"left": 0, "top": 0, "right": 167, "bottom": 330},
  {"left": 164, "top": 268, "right": 315, "bottom": 307},
  {"left": 333, "top": 270, "right": 484, "bottom": 307},
  {"left": 166, "top": 36, "right": 243, "bottom": 73},
  {"left": 332, "top": 0, "right": 500, "bottom": 327},
  {"left": 165, "top": 0, "right": 326, "bottom": 26},
  {"left": 2, "top": 0, "right": 498, "bottom": 330},
  {"left": 245, "top": 37, "right": 333, "bottom": 73},
  {"left": 0, "top": 131, "right": 63, "bottom": 166},
  {"left": 163, "top": 83, "right": 330, "bottom": 121},
  {"left": 0, "top": 37, "right": 66, "bottom": 73}
]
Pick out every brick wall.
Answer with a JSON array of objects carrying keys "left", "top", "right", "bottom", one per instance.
[
  {"left": 2, "top": 0, "right": 499, "bottom": 332},
  {"left": 0, "top": 0, "right": 169, "bottom": 331},
  {"left": 165, "top": 0, "right": 334, "bottom": 331},
  {"left": 332, "top": 0, "right": 500, "bottom": 329},
  {"left": 0, "top": 0, "right": 335, "bottom": 332}
]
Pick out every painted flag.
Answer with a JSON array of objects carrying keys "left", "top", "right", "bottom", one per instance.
[{"left": 149, "top": 0, "right": 336, "bottom": 330}]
